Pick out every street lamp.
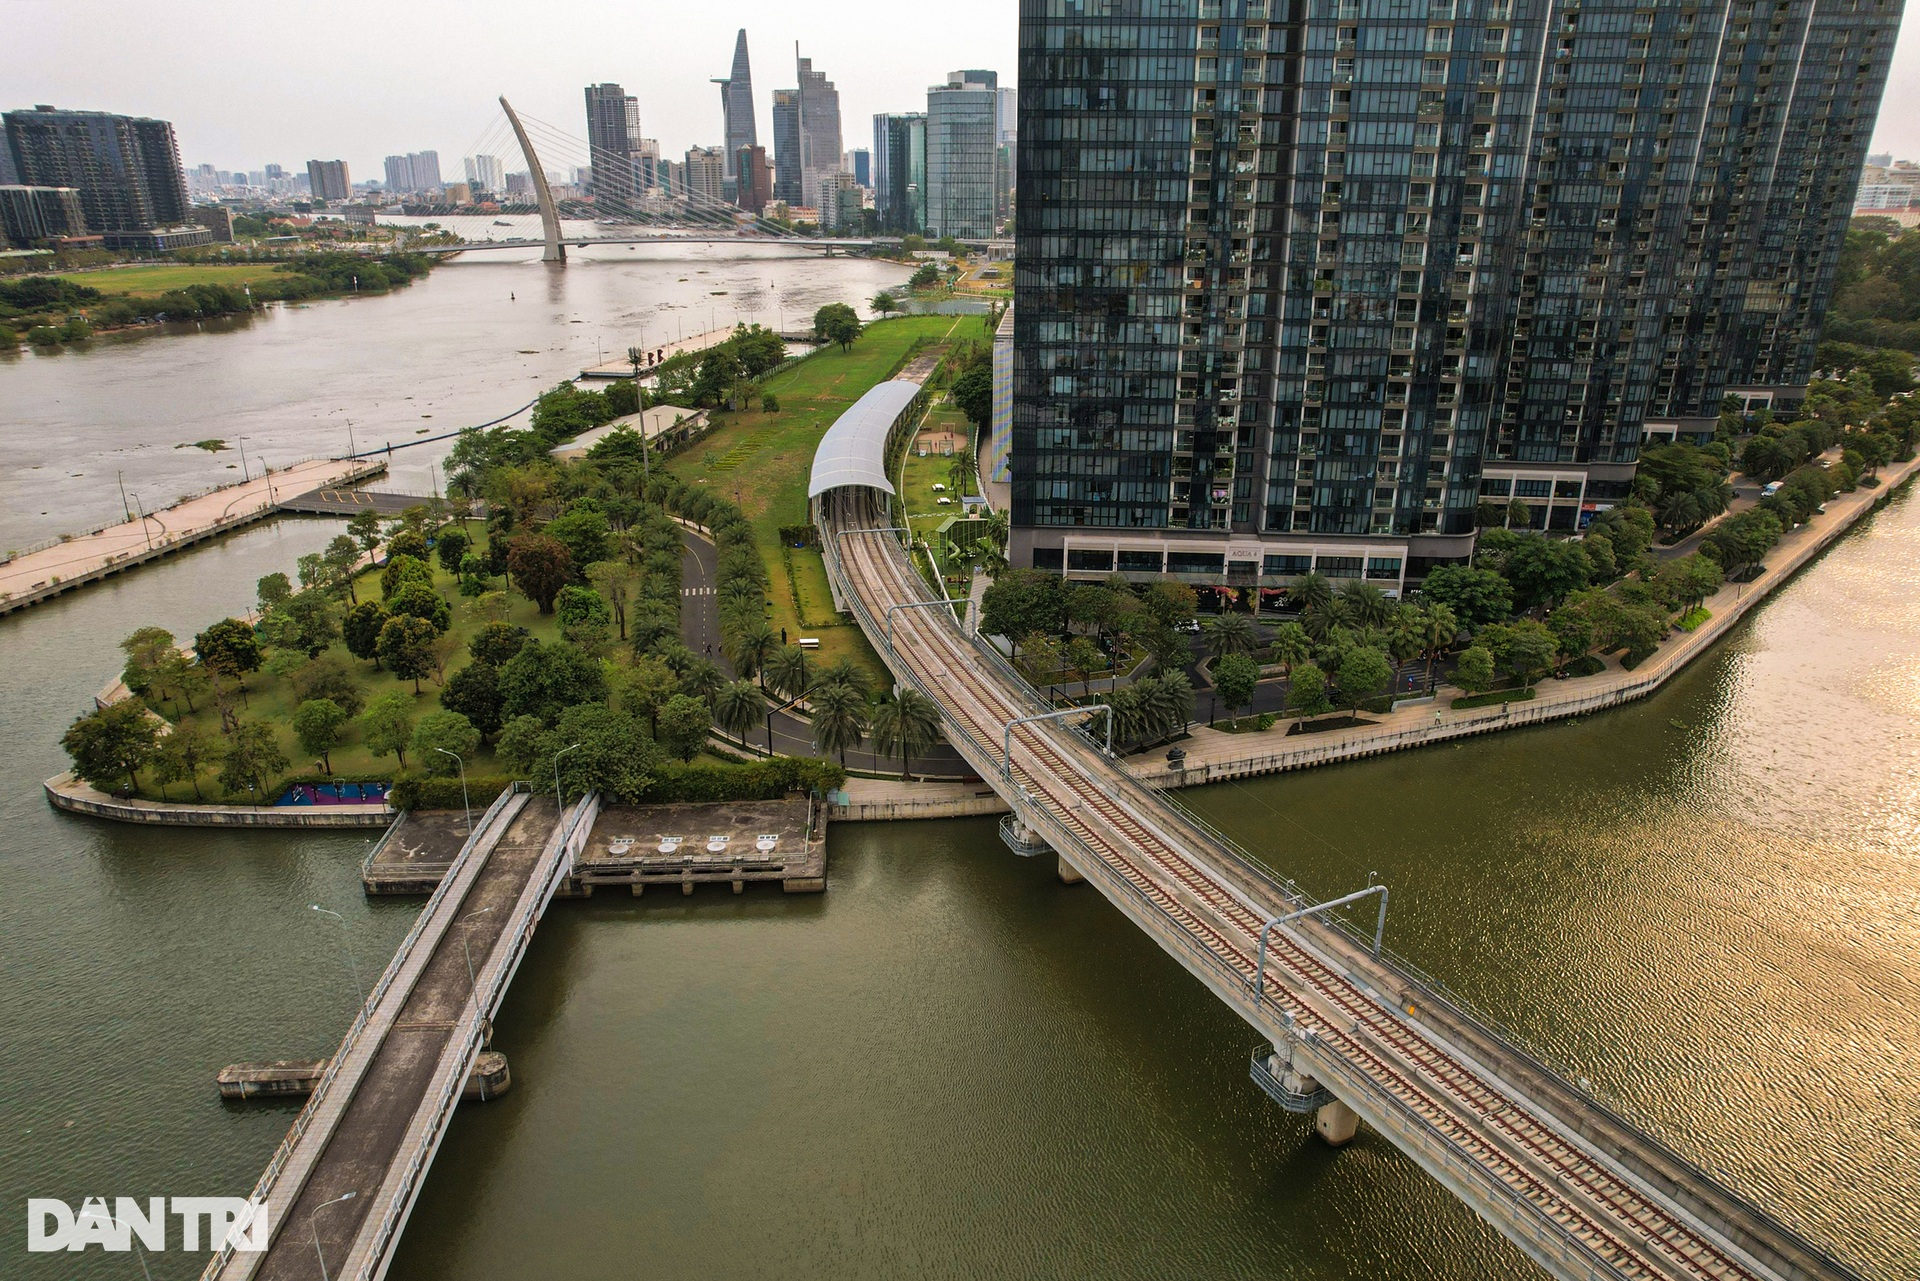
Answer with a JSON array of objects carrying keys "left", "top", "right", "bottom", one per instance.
[
  {"left": 310, "top": 1190, "right": 356, "bottom": 1281},
  {"left": 309, "top": 905, "right": 364, "bottom": 1005},
  {"left": 553, "top": 742, "right": 582, "bottom": 811},
  {"left": 434, "top": 748, "right": 470, "bottom": 835}
]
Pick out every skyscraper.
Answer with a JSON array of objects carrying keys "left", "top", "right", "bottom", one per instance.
[
  {"left": 713, "top": 29, "right": 758, "bottom": 201},
  {"left": 873, "top": 113, "right": 927, "bottom": 234},
  {"left": 305, "top": 159, "right": 351, "bottom": 203},
  {"left": 772, "top": 89, "right": 802, "bottom": 206},
  {"left": 408, "top": 150, "right": 441, "bottom": 192},
  {"left": 684, "top": 147, "right": 726, "bottom": 206},
  {"left": 583, "top": 82, "right": 642, "bottom": 199},
  {"left": 926, "top": 71, "right": 998, "bottom": 241},
  {"left": 383, "top": 155, "right": 414, "bottom": 192},
  {"left": 795, "top": 49, "right": 844, "bottom": 211},
  {"left": 1011, "top": 0, "right": 1899, "bottom": 588},
  {"left": 463, "top": 154, "right": 503, "bottom": 196},
  {"left": 736, "top": 144, "right": 774, "bottom": 215},
  {"left": 850, "top": 149, "right": 870, "bottom": 188},
  {"left": 4, "top": 106, "right": 189, "bottom": 232}
]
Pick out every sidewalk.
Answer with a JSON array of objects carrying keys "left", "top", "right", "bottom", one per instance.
[{"left": 1, "top": 456, "right": 384, "bottom": 615}]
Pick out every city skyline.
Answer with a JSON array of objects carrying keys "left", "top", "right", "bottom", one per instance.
[{"left": 1, "top": 3, "right": 1024, "bottom": 181}]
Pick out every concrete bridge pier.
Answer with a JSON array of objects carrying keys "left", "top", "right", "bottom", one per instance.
[
  {"left": 1250, "top": 1039, "right": 1361, "bottom": 1146},
  {"left": 1056, "top": 853, "right": 1084, "bottom": 885}
]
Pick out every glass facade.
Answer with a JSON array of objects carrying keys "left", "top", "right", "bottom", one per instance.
[
  {"left": 873, "top": 112, "right": 928, "bottom": 233},
  {"left": 928, "top": 73, "right": 1003, "bottom": 239},
  {"left": 1012, "top": 0, "right": 1900, "bottom": 576}
]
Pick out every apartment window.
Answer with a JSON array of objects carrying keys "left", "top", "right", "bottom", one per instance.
[
  {"left": 1118, "top": 550, "right": 1164, "bottom": 573},
  {"left": 1263, "top": 554, "right": 1312, "bottom": 575},
  {"left": 1167, "top": 552, "right": 1226, "bottom": 575},
  {"left": 1068, "top": 548, "right": 1115, "bottom": 572},
  {"left": 1365, "top": 557, "right": 1404, "bottom": 580},
  {"left": 1032, "top": 547, "right": 1064, "bottom": 571},
  {"left": 1317, "top": 556, "right": 1364, "bottom": 578}
]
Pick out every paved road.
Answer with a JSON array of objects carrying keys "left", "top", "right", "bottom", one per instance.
[{"left": 677, "top": 529, "right": 975, "bottom": 778}]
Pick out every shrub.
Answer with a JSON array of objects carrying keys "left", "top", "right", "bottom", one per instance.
[{"left": 389, "top": 773, "right": 516, "bottom": 811}]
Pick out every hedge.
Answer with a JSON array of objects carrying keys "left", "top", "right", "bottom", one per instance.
[
  {"left": 631, "top": 756, "right": 845, "bottom": 804},
  {"left": 389, "top": 773, "right": 516, "bottom": 811}
]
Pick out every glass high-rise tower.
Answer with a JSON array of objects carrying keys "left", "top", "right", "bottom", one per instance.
[
  {"left": 714, "top": 30, "right": 758, "bottom": 203},
  {"left": 1012, "top": 0, "right": 1900, "bottom": 592}
]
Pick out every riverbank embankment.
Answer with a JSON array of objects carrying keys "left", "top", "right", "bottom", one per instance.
[
  {"left": 829, "top": 455, "right": 1920, "bottom": 819},
  {"left": 42, "top": 772, "right": 391, "bottom": 827},
  {"left": 0, "top": 455, "right": 385, "bottom": 617}
]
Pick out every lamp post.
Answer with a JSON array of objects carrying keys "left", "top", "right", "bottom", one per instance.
[
  {"left": 434, "top": 748, "right": 470, "bottom": 835},
  {"left": 310, "top": 1190, "right": 356, "bottom": 1281},
  {"left": 553, "top": 742, "right": 582, "bottom": 811},
  {"left": 309, "top": 905, "right": 364, "bottom": 1005}
]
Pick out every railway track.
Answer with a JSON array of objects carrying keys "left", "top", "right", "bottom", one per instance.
[{"left": 823, "top": 485, "right": 1793, "bottom": 1281}]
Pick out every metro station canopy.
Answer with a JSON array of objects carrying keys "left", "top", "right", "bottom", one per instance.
[{"left": 806, "top": 379, "right": 924, "bottom": 499}]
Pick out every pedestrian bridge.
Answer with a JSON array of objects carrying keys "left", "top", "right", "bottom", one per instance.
[
  {"left": 203, "top": 785, "right": 597, "bottom": 1281},
  {"left": 810, "top": 381, "right": 1868, "bottom": 1281}
]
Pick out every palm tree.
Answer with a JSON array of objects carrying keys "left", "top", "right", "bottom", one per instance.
[
  {"left": 1269, "top": 621, "right": 1310, "bottom": 677},
  {"left": 680, "top": 657, "right": 726, "bottom": 704},
  {"left": 816, "top": 655, "right": 872, "bottom": 701},
  {"left": 1302, "top": 594, "right": 1356, "bottom": 642},
  {"left": 869, "top": 687, "right": 941, "bottom": 779},
  {"left": 1202, "top": 612, "right": 1258, "bottom": 659},
  {"left": 1289, "top": 572, "right": 1333, "bottom": 617},
  {"left": 725, "top": 621, "right": 780, "bottom": 688},
  {"left": 714, "top": 679, "right": 770, "bottom": 751},
  {"left": 765, "top": 644, "right": 812, "bottom": 703},
  {"left": 1338, "top": 579, "right": 1395, "bottom": 629},
  {"left": 810, "top": 683, "right": 870, "bottom": 765},
  {"left": 972, "top": 537, "right": 1010, "bottom": 577},
  {"left": 1420, "top": 603, "right": 1458, "bottom": 690}
]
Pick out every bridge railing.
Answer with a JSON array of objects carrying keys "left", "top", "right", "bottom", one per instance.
[
  {"left": 202, "top": 782, "right": 530, "bottom": 1281},
  {"left": 348, "top": 791, "right": 596, "bottom": 1281},
  {"left": 820, "top": 514, "right": 1638, "bottom": 1278},
  {"left": 824, "top": 508, "right": 1858, "bottom": 1277}
]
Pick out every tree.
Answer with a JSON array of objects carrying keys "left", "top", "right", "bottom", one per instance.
[
  {"left": 1289, "top": 572, "right": 1334, "bottom": 616},
  {"left": 470, "top": 621, "right": 529, "bottom": 667},
  {"left": 153, "top": 721, "right": 213, "bottom": 801},
  {"left": 291, "top": 698, "right": 350, "bottom": 773},
  {"left": 435, "top": 528, "right": 471, "bottom": 573},
  {"left": 980, "top": 570, "right": 1069, "bottom": 652},
  {"left": 119, "top": 626, "right": 177, "bottom": 703},
  {"left": 194, "top": 618, "right": 262, "bottom": 688},
  {"left": 380, "top": 553, "right": 434, "bottom": 601},
  {"left": 616, "top": 655, "right": 682, "bottom": 735},
  {"left": 586, "top": 561, "right": 634, "bottom": 641},
  {"left": 386, "top": 527, "right": 430, "bottom": 563},
  {"left": 765, "top": 645, "right": 813, "bottom": 702},
  {"left": 411, "top": 710, "right": 481, "bottom": 773},
  {"left": 1335, "top": 647, "right": 1392, "bottom": 716},
  {"left": 726, "top": 621, "right": 780, "bottom": 689},
  {"left": 496, "top": 715, "right": 548, "bottom": 775},
  {"left": 813, "top": 302, "right": 863, "bottom": 351},
  {"left": 256, "top": 572, "right": 293, "bottom": 613},
  {"left": 1419, "top": 602, "right": 1458, "bottom": 689},
  {"left": 218, "top": 721, "right": 288, "bottom": 799},
  {"left": 347, "top": 510, "right": 383, "bottom": 559},
  {"left": 1419, "top": 565, "right": 1513, "bottom": 629},
  {"left": 1479, "top": 619, "right": 1557, "bottom": 689},
  {"left": 544, "top": 507, "right": 611, "bottom": 569},
  {"left": 870, "top": 290, "right": 898, "bottom": 318},
  {"left": 1287, "top": 662, "right": 1331, "bottom": 720},
  {"left": 278, "top": 588, "right": 345, "bottom": 655},
  {"left": 360, "top": 691, "right": 416, "bottom": 768},
  {"left": 508, "top": 534, "right": 573, "bottom": 613},
  {"left": 1501, "top": 536, "right": 1591, "bottom": 611},
  {"left": 869, "top": 687, "right": 941, "bottom": 779},
  {"left": 1213, "top": 652, "right": 1260, "bottom": 726},
  {"left": 951, "top": 364, "right": 993, "bottom": 429},
  {"left": 1338, "top": 579, "right": 1395, "bottom": 629},
  {"left": 1269, "top": 621, "right": 1311, "bottom": 676},
  {"left": 499, "top": 637, "right": 608, "bottom": 723},
  {"left": 60, "top": 701, "right": 159, "bottom": 795},
  {"left": 1505, "top": 497, "right": 1533, "bottom": 529},
  {"left": 1202, "top": 612, "right": 1258, "bottom": 659},
  {"left": 810, "top": 681, "right": 870, "bottom": 764},
  {"left": 1451, "top": 646, "right": 1496, "bottom": 695},
  {"left": 324, "top": 534, "right": 363, "bottom": 601},
  {"left": 343, "top": 601, "right": 390, "bottom": 667},
  {"left": 440, "top": 662, "right": 505, "bottom": 739},
  {"left": 713, "top": 680, "right": 770, "bottom": 751},
  {"left": 657, "top": 693, "right": 711, "bottom": 762},
  {"left": 376, "top": 615, "right": 440, "bottom": 693},
  {"left": 1142, "top": 580, "right": 1198, "bottom": 629}
]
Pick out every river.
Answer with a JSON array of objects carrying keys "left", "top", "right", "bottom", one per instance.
[{"left": 0, "top": 248, "right": 1914, "bottom": 1279}]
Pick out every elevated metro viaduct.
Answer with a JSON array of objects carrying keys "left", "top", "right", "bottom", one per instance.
[{"left": 808, "top": 379, "right": 1871, "bottom": 1281}]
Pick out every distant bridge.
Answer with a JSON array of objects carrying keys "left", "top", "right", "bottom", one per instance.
[{"left": 416, "top": 233, "right": 888, "bottom": 256}]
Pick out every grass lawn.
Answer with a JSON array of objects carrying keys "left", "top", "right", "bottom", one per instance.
[
  {"left": 898, "top": 406, "right": 978, "bottom": 601},
  {"left": 667, "top": 313, "right": 986, "bottom": 679},
  {"left": 136, "top": 528, "right": 559, "bottom": 802},
  {"left": 54, "top": 262, "right": 292, "bottom": 297}
]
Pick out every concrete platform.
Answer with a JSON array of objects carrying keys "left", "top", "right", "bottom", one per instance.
[
  {"left": 563, "top": 796, "right": 825, "bottom": 896},
  {"left": 218, "top": 1051, "right": 510, "bottom": 1102},
  {"left": 362, "top": 809, "right": 481, "bottom": 894}
]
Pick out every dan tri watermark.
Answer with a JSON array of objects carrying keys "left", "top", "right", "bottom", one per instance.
[{"left": 28, "top": 1197, "right": 270, "bottom": 1253}]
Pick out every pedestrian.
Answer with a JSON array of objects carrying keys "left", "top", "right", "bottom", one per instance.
[{"left": 781, "top": 628, "right": 788, "bottom": 645}]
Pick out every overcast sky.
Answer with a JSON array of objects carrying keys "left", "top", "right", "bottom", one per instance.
[{"left": 8, "top": 0, "right": 1920, "bottom": 174}]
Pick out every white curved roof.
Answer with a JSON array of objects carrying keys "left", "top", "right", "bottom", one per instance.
[{"left": 807, "top": 379, "right": 923, "bottom": 499}]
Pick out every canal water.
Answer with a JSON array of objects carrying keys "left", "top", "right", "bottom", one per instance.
[{"left": 1, "top": 249, "right": 1914, "bottom": 1278}]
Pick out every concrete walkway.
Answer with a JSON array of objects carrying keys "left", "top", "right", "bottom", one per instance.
[{"left": 1, "top": 456, "right": 384, "bottom": 616}]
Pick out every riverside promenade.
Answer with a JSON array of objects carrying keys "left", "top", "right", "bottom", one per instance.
[
  {"left": 826, "top": 455, "right": 1918, "bottom": 821},
  {"left": 0, "top": 456, "right": 385, "bottom": 617}
]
